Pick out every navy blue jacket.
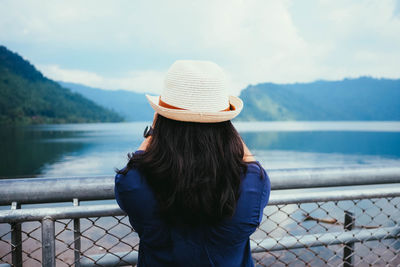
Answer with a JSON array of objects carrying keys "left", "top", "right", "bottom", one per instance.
[{"left": 115, "top": 151, "right": 271, "bottom": 267}]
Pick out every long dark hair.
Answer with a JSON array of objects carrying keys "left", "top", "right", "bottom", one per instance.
[{"left": 118, "top": 115, "right": 250, "bottom": 226}]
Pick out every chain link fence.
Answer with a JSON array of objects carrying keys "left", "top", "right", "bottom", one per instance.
[
  {"left": 1, "top": 196, "right": 399, "bottom": 266},
  {"left": 1, "top": 167, "right": 400, "bottom": 266},
  {"left": 253, "top": 197, "right": 400, "bottom": 266},
  {"left": 0, "top": 215, "right": 137, "bottom": 266}
]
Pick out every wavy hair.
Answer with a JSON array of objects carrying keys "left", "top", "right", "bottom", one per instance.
[{"left": 117, "top": 115, "right": 250, "bottom": 226}]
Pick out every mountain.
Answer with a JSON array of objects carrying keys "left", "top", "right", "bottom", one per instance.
[
  {"left": 0, "top": 45, "right": 123, "bottom": 124},
  {"left": 61, "top": 77, "right": 400, "bottom": 122},
  {"left": 237, "top": 77, "right": 400, "bottom": 121},
  {"left": 58, "top": 82, "right": 154, "bottom": 121}
]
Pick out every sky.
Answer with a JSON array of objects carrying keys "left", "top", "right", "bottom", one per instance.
[{"left": 1, "top": 0, "right": 400, "bottom": 95}]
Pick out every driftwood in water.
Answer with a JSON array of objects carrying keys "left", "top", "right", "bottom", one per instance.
[{"left": 302, "top": 213, "right": 380, "bottom": 229}]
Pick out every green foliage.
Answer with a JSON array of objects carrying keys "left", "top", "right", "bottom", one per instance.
[
  {"left": 0, "top": 45, "right": 123, "bottom": 124},
  {"left": 237, "top": 77, "right": 400, "bottom": 121}
]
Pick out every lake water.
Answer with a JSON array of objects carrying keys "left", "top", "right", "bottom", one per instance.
[
  {"left": 1, "top": 121, "right": 400, "bottom": 178},
  {"left": 1, "top": 121, "right": 400, "bottom": 266}
]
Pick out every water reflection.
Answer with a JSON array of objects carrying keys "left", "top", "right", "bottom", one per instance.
[
  {"left": 241, "top": 131, "right": 400, "bottom": 157},
  {"left": 251, "top": 150, "right": 400, "bottom": 170},
  {"left": 0, "top": 125, "right": 84, "bottom": 178},
  {"left": 0, "top": 122, "right": 147, "bottom": 178}
]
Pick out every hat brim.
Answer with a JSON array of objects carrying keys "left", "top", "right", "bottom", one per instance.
[{"left": 146, "top": 95, "right": 243, "bottom": 123}]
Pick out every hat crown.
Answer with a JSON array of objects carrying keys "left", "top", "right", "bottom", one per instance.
[{"left": 161, "top": 60, "right": 229, "bottom": 112}]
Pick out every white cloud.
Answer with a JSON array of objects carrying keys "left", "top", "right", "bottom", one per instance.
[
  {"left": 38, "top": 64, "right": 164, "bottom": 94},
  {"left": 39, "top": 65, "right": 104, "bottom": 85},
  {"left": 1, "top": 0, "right": 400, "bottom": 94},
  {"left": 287, "top": 0, "right": 400, "bottom": 80}
]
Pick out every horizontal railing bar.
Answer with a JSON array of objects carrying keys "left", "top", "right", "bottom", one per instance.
[
  {"left": 79, "top": 226, "right": 400, "bottom": 266},
  {"left": 0, "top": 176, "right": 113, "bottom": 205},
  {"left": 0, "top": 205, "right": 124, "bottom": 223},
  {"left": 251, "top": 225, "right": 400, "bottom": 252},
  {"left": 0, "top": 166, "right": 399, "bottom": 205},
  {"left": 80, "top": 251, "right": 138, "bottom": 267},
  {"left": 1, "top": 183, "right": 400, "bottom": 223},
  {"left": 268, "top": 183, "right": 400, "bottom": 205},
  {"left": 270, "top": 166, "right": 400, "bottom": 189}
]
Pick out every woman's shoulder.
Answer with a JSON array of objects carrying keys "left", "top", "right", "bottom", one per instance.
[
  {"left": 115, "top": 168, "right": 143, "bottom": 192},
  {"left": 245, "top": 161, "right": 268, "bottom": 179},
  {"left": 115, "top": 151, "right": 148, "bottom": 192},
  {"left": 241, "top": 161, "right": 270, "bottom": 194},
  {"left": 246, "top": 161, "right": 263, "bottom": 172}
]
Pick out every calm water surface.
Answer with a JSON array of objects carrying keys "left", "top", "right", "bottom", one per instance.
[
  {"left": 1, "top": 121, "right": 400, "bottom": 265},
  {"left": 1, "top": 121, "right": 400, "bottom": 178}
]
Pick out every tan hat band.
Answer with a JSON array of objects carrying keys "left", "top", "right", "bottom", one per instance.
[{"left": 159, "top": 98, "right": 234, "bottom": 112}]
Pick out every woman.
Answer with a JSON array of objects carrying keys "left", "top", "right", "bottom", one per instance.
[{"left": 115, "top": 60, "right": 271, "bottom": 267}]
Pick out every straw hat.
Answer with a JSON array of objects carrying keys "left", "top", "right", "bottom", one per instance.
[{"left": 146, "top": 60, "right": 243, "bottom": 123}]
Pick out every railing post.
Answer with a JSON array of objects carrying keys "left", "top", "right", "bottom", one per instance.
[
  {"left": 343, "top": 211, "right": 355, "bottom": 267},
  {"left": 42, "top": 216, "right": 55, "bottom": 267},
  {"left": 11, "top": 202, "right": 22, "bottom": 267},
  {"left": 73, "top": 198, "right": 81, "bottom": 267}
]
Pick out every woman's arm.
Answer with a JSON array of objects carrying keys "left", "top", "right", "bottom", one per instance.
[
  {"left": 138, "top": 136, "right": 151, "bottom": 151},
  {"left": 242, "top": 139, "right": 256, "bottom": 162}
]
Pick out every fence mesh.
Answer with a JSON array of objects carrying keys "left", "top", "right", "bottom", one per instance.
[
  {"left": 1, "top": 197, "right": 399, "bottom": 266},
  {"left": 253, "top": 197, "right": 400, "bottom": 266}
]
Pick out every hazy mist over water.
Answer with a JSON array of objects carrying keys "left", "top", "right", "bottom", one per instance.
[{"left": 1, "top": 121, "right": 400, "bottom": 178}]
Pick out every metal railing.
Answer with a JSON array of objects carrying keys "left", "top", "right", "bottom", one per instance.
[{"left": 0, "top": 166, "right": 400, "bottom": 266}]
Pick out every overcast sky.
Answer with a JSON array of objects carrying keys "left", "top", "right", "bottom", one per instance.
[{"left": 1, "top": 0, "right": 400, "bottom": 95}]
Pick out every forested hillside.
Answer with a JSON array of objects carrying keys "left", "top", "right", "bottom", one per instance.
[
  {"left": 237, "top": 77, "right": 400, "bottom": 121},
  {"left": 0, "top": 46, "right": 123, "bottom": 124}
]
